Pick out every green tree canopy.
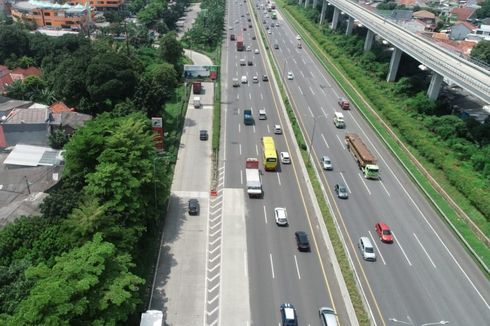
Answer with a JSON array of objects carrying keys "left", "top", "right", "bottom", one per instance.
[{"left": 471, "top": 40, "right": 490, "bottom": 65}]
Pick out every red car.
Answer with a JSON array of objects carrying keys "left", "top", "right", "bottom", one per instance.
[{"left": 375, "top": 223, "right": 393, "bottom": 243}]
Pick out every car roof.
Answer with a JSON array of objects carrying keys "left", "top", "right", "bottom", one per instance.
[
  {"left": 360, "top": 236, "right": 373, "bottom": 246},
  {"left": 376, "top": 222, "right": 390, "bottom": 230},
  {"left": 281, "top": 152, "right": 289, "bottom": 157}
]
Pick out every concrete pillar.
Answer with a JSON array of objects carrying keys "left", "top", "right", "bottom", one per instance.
[
  {"left": 346, "top": 16, "right": 354, "bottom": 35},
  {"left": 304, "top": 0, "right": 310, "bottom": 8},
  {"left": 363, "top": 29, "right": 374, "bottom": 51},
  {"left": 387, "top": 47, "right": 402, "bottom": 82},
  {"left": 298, "top": 0, "right": 303, "bottom": 5},
  {"left": 427, "top": 72, "right": 443, "bottom": 101},
  {"left": 313, "top": 0, "right": 318, "bottom": 8},
  {"left": 319, "top": 0, "right": 327, "bottom": 25},
  {"left": 331, "top": 7, "right": 340, "bottom": 30}
]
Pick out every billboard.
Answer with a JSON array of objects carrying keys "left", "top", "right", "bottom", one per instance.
[
  {"left": 151, "top": 117, "right": 164, "bottom": 152},
  {"left": 183, "top": 65, "right": 218, "bottom": 80}
]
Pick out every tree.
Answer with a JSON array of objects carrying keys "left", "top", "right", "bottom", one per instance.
[
  {"left": 475, "top": 0, "right": 490, "bottom": 19},
  {"left": 49, "top": 129, "right": 70, "bottom": 149},
  {"left": 159, "top": 31, "right": 183, "bottom": 66},
  {"left": 471, "top": 40, "right": 490, "bottom": 65},
  {"left": 3, "top": 234, "right": 144, "bottom": 325},
  {"left": 0, "top": 25, "right": 29, "bottom": 63}
]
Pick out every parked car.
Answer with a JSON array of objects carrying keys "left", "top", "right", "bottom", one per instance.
[
  {"left": 188, "top": 199, "right": 200, "bottom": 215},
  {"left": 334, "top": 183, "right": 348, "bottom": 199},
  {"left": 375, "top": 223, "right": 393, "bottom": 243},
  {"left": 295, "top": 231, "right": 310, "bottom": 252}
]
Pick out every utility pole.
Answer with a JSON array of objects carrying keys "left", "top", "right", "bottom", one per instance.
[{"left": 24, "top": 176, "right": 31, "bottom": 195}]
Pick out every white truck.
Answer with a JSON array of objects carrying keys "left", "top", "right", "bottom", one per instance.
[
  {"left": 140, "top": 310, "right": 163, "bottom": 326},
  {"left": 246, "top": 158, "right": 263, "bottom": 198}
]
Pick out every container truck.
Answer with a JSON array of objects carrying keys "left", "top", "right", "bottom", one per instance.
[
  {"left": 192, "top": 81, "right": 202, "bottom": 94},
  {"left": 236, "top": 35, "right": 244, "bottom": 51},
  {"left": 345, "top": 133, "right": 380, "bottom": 179},
  {"left": 245, "top": 158, "right": 263, "bottom": 198},
  {"left": 140, "top": 310, "right": 163, "bottom": 326}
]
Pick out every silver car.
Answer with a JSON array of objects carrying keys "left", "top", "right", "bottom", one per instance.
[
  {"left": 321, "top": 156, "right": 333, "bottom": 170},
  {"left": 274, "top": 207, "right": 288, "bottom": 226}
]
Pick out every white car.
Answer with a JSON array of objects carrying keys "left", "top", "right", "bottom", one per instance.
[
  {"left": 241, "top": 75, "right": 248, "bottom": 83},
  {"left": 296, "top": 34, "right": 301, "bottom": 40},
  {"left": 280, "top": 152, "right": 291, "bottom": 164},
  {"left": 275, "top": 22, "right": 279, "bottom": 27},
  {"left": 287, "top": 71, "right": 294, "bottom": 80},
  {"left": 274, "top": 207, "right": 288, "bottom": 226},
  {"left": 321, "top": 156, "right": 333, "bottom": 170},
  {"left": 252, "top": 75, "right": 259, "bottom": 83},
  {"left": 274, "top": 124, "right": 282, "bottom": 134},
  {"left": 268, "top": 29, "right": 272, "bottom": 34},
  {"left": 246, "top": 45, "right": 251, "bottom": 51},
  {"left": 254, "top": 48, "right": 259, "bottom": 54}
]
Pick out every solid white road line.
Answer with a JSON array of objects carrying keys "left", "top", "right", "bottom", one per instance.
[
  {"left": 253, "top": 125, "right": 256, "bottom": 133},
  {"left": 255, "top": 144, "right": 258, "bottom": 156},
  {"left": 393, "top": 231, "right": 412, "bottom": 266},
  {"left": 269, "top": 253, "right": 275, "bottom": 279},
  {"left": 369, "top": 230, "right": 386, "bottom": 265},
  {"left": 240, "top": 169, "right": 243, "bottom": 185},
  {"left": 294, "top": 255, "right": 301, "bottom": 279},
  {"left": 414, "top": 233, "right": 436, "bottom": 268},
  {"left": 267, "top": 125, "right": 270, "bottom": 133},
  {"left": 380, "top": 180, "right": 391, "bottom": 197},
  {"left": 263, "top": 205, "right": 268, "bottom": 224},
  {"left": 238, "top": 123, "right": 241, "bottom": 134},
  {"left": 358, "top": 173, "right": 371, "bottom": 195},
  {"left": 239, "top": 143, "right": 242, "bottom": 156},
  {"left": 276, "top": 173, "right": 281, "bottom": 186}
]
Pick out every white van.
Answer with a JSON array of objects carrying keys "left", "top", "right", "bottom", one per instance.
[
  {"left": 258, "top": 109, "right": 267, "bottom": 120},
  {"left": 240, "top": 59, "right": 246, "bottom": 66},
  {"left": 241, "top": 75, "right": 248, "bottom": 84},
  {"left": 193, "top": 96, "right": 201, "bottom": 108},
  {"left": 333, "top": 111, "right": 345, "bottom": 128}
]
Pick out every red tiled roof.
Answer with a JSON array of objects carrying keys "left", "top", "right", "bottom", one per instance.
[
  {"left": 400, "top": 0, "right": 416, "bottom": 5},
  {"left": 0, "top": 74, "right": 14, "bottom": 93},
  {"left": 451, "top": 7, "right": 476, "bottom": 21},
  {"left": 459, "top": 21, "right": 477, "bottom": 30},
  {"left": 0, "top": 65, "right": 9, "bottom": 76},
  {"left": 432, "top": 32, "right": 449, "bottom": 40},
  {"left": 50, "top": 102, "right": 75, "bottom": 113},
  {"left": 10, "top": 67, "right": 42, "bottom": 78}
]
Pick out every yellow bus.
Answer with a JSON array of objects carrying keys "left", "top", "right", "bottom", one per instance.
[{"left": 261, "top": 136, "right": 278, "bottom": 171}]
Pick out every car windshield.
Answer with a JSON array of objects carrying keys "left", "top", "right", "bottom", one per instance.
[
  {"left": 383, "top": 230, "right": 391, "bottom": 235},
  {"left": 339, "top": 186, "right": 347, "bottom": 192}
]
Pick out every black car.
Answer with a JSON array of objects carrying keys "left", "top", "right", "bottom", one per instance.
[
  {"left": 334, "top": 183, "right": 349, "bottom": 199},
  {"left": 252, "top": 35, "right": 256, "bottom": 40},
  {"left": 262, "top": 74, "right": 269, "bottom": 81},
  {"left": 200, "top": 130, "right": 208, "bottom": 141},
  {"left": 188, "top": 199, "right": 200, "bottom": 215},
  {"left": 295, "top": 231, "right": 310, "bottom": 252},
  {"left": 247, "top": 60, "right": 253, "bottom": 66},
  {"left": 280, "top": 303, "right": 298, "bottom": 326},
  {"left": 273, "top": 43, "right": 279, "bottom": 49}
]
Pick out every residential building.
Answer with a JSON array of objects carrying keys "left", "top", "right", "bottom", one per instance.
[
  {"left": 0, "top": 65, "right": 42, "bottom": 94},
  {"left": 466, "top": 24, "right": 490, "bottom": 41},
  {"left": 450, "top": 21, "right": 476, "bottom": 40},
  {"left": 450, "top": 6, "right": 477, "bottom": 23},
  {"left": 67, "top": 0, "right": 124, "bottom": 10},
  {"left": 399, "top": 19, "right": 428, "bottom": 33},
  {"left": 11, "top": 0, "right": 90, "bottom": 29}
]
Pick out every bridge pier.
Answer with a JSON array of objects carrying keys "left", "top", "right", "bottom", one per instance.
[
  {"left": 313, "top": 0, "right": 318, "bottom": 8},
  {"left": 304, "top": 0, "right": 310, "bottom": 8},
  {"left": 346, "top": 16, "right": 354, "bottom": 35},
  {"left": 363, "top": 29, "right": 374, "bottom": 51},
  {"left": 298, "top": 0, "right": 303, "bottom": 5},
  {"left": 387, "top": 47, "right": 402, "bottom": 82},
  {"left": 427, "top": 72, "right": 444, "bottom": 101},
  {"left": 331, "top": 7, "right": 340, "bottom": 30},
  {"left": 319, "top": 0, "right": 327, "bottom": 25}
]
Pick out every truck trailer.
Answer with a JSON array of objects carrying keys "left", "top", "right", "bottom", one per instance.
[
  {"left": 236, "top": 34, "right": 244, "bottom": 51},
  {"left": 345, "top": 133, "right": 380, "bottom": 179},
  {"left": 192, "top": 81, "right": 202, "bottom": 94},
  {"left": 245, "top": 158, "right": 263, "bottom": 198}
]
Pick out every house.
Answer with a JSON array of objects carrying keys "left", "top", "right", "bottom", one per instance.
[
  {"left": 67, "top": 0, "right": 125, "bottom": 10},
  {"left": 466, "top": 24, "right": 490, "bottom": 41},
  {"left": 450, "top": 21, "right": 477, "bottom": 40},
  {"left": 50, "top": 111, "right": 92, "bottom": 136},
  {"left": 399, "top": 19, "right": 428, "bottom": 33},
  {"left": 450, "top": 6, "right": 477, "bottom": 23},
  {"left": 0, "top": 65, "right": 42, "bottom": 94},
  {"left": 0, "top": 96, "right": 32, "bottom": 122},
  {"left": 413, "top": 10, "right": 436, "bottom": 25},
  {"left": 0, "top": 105, "right": 52, "bottom": 148}
]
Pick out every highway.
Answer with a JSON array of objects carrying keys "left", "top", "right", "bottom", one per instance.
[
  {"left": 254, "top": 1, "right": 490, "bottom": 325},
  {"left": 221, "top": 0, "right": 355, "bottom": 325}
]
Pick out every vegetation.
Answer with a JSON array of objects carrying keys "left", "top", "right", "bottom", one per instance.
[
  {"left": 475, "top": 0, "right": 490, "bottom": 19},
  {"left": 277, "top": 1, "right": 490, "bottom": 266},
  {"left": 0, "top": 1, "right": 189, "bottom": 322},
  {"left": 471, "top": 40, "right": 490, "bottom": 65}
]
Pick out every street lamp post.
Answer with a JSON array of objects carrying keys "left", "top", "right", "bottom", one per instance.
[{"left": 308, "top": 115, "right": 326, "bottom": 165}]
